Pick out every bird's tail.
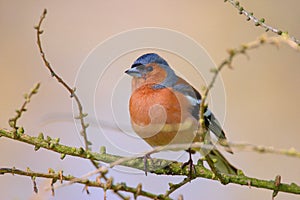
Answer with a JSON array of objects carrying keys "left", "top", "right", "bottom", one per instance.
[{"left": 206, "top": 149, "right": 238, "bottom": 175}]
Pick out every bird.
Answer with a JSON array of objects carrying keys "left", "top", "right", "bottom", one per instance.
[{"left": 125, "top": 53, "right": 237, "bottom": 176}]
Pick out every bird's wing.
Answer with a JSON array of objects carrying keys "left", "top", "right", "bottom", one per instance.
[
  {"left": 172, "top": 80, "right": 229, "bottom": 142},
  {"left": 172, "top": 83, "right": 201, "bottom": 120},
  {"left": 204, "top": 109, "right": 227, "bottom": 140}
]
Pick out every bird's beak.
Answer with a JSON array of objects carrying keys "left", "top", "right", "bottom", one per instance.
[{"left": 125, "top": 67, "right": 142, "bottom": 78}]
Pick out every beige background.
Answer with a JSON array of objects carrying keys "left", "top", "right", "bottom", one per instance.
[{"left": 1, "top": 1, "right": 300, "bottom": 200}]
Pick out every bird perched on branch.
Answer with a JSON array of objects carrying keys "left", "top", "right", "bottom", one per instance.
[{"left": 125, "top": 53, "right": 237, "bottom": 176}]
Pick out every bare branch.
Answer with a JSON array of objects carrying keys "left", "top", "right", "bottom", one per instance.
[
  {"left": 199, "top": 34, "right": 299, "bottom": 138},
  {"left": 225, "top": 0, "right": 300, "bottom": 45},
  {"left": 229, "top": 142, "right": 300, "bottom": 158},
  {"left": 0, "top": 167, "right": 164, "bottom": 200},
  {"left": 34, "top": 9, "right": 91, "bottom": 151}
]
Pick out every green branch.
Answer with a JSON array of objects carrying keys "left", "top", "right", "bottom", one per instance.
[
  {"left": 1, "top": 129, "right": 300, "bottom": 196},
  {"left": 8, "top": 83, "right": 40, "bottom": 134}
]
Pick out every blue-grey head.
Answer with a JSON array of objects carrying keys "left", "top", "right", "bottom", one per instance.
[
  {"left": 125, "top": 53, "right": 178, "bottom": 87},
  {"left": 132, "top": 53, "right": 169, "bottom": 67}
]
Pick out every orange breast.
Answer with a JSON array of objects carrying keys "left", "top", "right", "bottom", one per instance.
[{"left": 129, "top": 84, "right": 199, "bottom": 147}]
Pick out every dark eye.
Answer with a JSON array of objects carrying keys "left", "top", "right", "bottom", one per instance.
[{"left": 146, "top": 66, "right": 153, "bottom": 72}]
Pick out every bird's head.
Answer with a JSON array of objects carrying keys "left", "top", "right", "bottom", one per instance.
[{"left": 125, "top": 53, "right": 178, "bottom": 89}]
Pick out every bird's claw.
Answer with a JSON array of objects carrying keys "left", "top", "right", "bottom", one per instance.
[
  {"left": 143, "top": 153, "right": 153, "bottom": 176},
  {"left": 181, "top": 149, "right": 196, "bottom": 179}
]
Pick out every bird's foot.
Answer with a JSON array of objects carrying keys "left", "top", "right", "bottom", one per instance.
[
  {"left": 143, "top": 153, "right": 153, "bottom": 176},
  {"left": 181, "top": 149, "right": 196, "bottom": 179}
]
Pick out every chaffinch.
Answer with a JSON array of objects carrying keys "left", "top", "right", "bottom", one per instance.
[{"left": 125, "top": 53, "right": 237, "bottom": 175}]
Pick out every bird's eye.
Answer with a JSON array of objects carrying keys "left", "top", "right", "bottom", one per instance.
[{"left": 146, "top": 66, "right": 153, "bottom": 72}]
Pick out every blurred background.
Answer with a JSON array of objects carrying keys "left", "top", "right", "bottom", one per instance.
[{"left": 1, "top": 0, "right": 300, "bottom": 199}]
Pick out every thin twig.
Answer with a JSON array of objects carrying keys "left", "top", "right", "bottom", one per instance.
[
  {"left": 34, "top": 9, "right": 91, "bottom": 151},
  {"left": 199, "top": 34, "right": 299, "bottom": 134},
  {"left": 164, "top": 178, "right": 194, "bottom": 197},
  {"left": 225, "top": 0, "right": 300, "bottom": 45},
  {"left": 229, "top": 142, "right": 300, "bottom": 158},
  {"left": 8, "top": 83, "right": 40, "bottom": 135},
  {"left": 34, "top": 9, "right": 130, "bottom": 199},
  {"left": 196, "top": 34, "right": 300, "bottom": 188}
]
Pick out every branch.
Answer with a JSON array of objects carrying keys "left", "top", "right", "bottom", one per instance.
[
  {"left": 34, "top": 9, "right": 129, "bottom": 199},
  {"left": 224, "top": 0, "right": 300, "bottom": 45},
  {"left": 1, "top": 129, "right": 300, "bottom": 196},
  {"left": 3, "top": 8, "right": 298, "bottom": 200},
  {"left": 199, "top": 34, "right": 299, "bottom": 135},
  {"left": 229, "top": 142, "right": 300, "bottom": 158},
  {"left": 34, "top": 10, "right": 130, "bottom": 199},
  {"left": 34, "top": 9, "right": 91, "bottom": 151},
  {"left": 0, "top": 167, "right": 166, "bottom": 200},
  {"left": 194, "top": 33, "right": 300, "bottom": 197},
  {"left": 164, "top": 177, "right": 194, "bottom": 198},
  {"left": 8, "top": 83, "right": 40, "bottom": 136}
]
